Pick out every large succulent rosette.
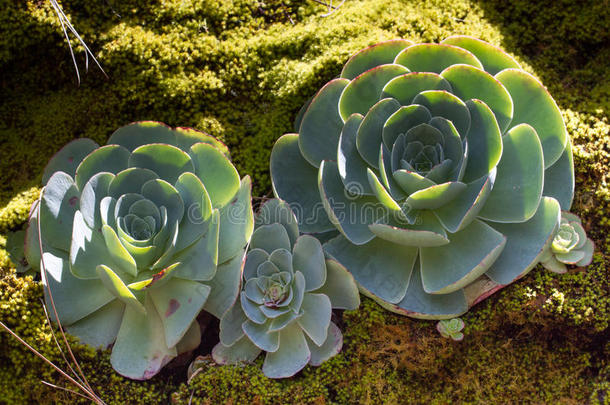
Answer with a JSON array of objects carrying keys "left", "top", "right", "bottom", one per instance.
[
  {"left": 271, "top": 36, "right": 574, "bottom": 319},
  {"left": 25, "top": 122, "right": 253, "bottom": 379}
]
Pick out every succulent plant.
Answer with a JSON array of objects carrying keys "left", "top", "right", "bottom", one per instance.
[
  {"left": 271, "top": 36, "right": 580, "bottom": 319},
  {"left": 5, "top": 230, "right": 32, "bottom": 274},
  {"left": 539, "top": 212, "right": 594, "bottom": 273},
  {"left": 24, "top": 122, "right": 253, "bottom": 380},
  {"left": 436, "top": 318, "right": 465, "bottom": 341},
  {"left": 212, "top": 199, "right": 360, "bottom": 378}
]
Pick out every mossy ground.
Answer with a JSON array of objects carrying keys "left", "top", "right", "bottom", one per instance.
[{"left": 1, "top": 0, "right": 608, "bottom": 403}]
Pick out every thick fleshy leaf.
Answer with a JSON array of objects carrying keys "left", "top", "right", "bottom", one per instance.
[
  {"left": 262, "top": 322, "right": 311, "bottom": 379},
  {"left": 75, "top": 145, "right": 130, "bottom": 191},
  {"left": 108, "top": 168, "right": 157, "bottom": 199},
  {"left": 292, "top": 235, "right": 326, "bottom": 291},
  {"left": 460, "top": 100, "right": 503, "bottom": 183},
  {"left": 338, "top": 114, "right": 373, "bottom": 195},
  {"left": 127, "top": 262, "right": 180, "bottom": 290},
  {"left": 324, "top": 234, "right": 417, "bottom": 304},
  {"left": 441, "top": 36, "right": 521, "bottom": 75},
  {"left": 386, "top": 260, "right": 467, "bottom": 319},
  {"left": 70, "top": 210, "right": 115, "bottom": 279},
  {"left": 250, "top": 223, "right": 291, "bottom": 254},
  {"left": 433, "top": 172, "right": 494, "bottom": 232},
  {"left": 42, "top": 138, "right": 99, "bottom": 185},
  {"left": 576, "top": 239, "right": 594, "bottom": 266},
  {"left": 243, "top": 320, "right": 280, "bottom": 352},
  {"left": 307, "top": 322, "right": 343, "bottom": 366},
  {"left": 298, "top": 78, "right": 350, "bottom": 167},
  {"left": 189, "top": 142, "right": 240, "bottom": 208},
  {"left": 367, "top": 168, "right": 402, "bottom": 212},
  {"left": 312, "top": 259, "right": 360, "bottom": 310},
  {"left": 556, "top": 250, "right": 585, "bottom": 264},
  {"left": 420, "top": 219, "right": 506, "bottom": 294},
  {"left": 244, "top": 249, "right": 269, "bottom": 280},
  {"left": 485, "top": 197, "right": 560, "bottom": 285},
  {"left": 441, "top": 64, "right": 513, "bottom": 132},
  {"left": 219, "top": 303, "right": 247, "bottom": 346},
  {"left": 241, "top": 292, "right": 267, "bottom": 324},
  {"left": 543, "top": 140, "right": 574, "bottom": 210},
  {"left": 80, "top": 172, "right": 114, "bottom": 231},
  {"left": 496, "top": 69, "right": 567, "bottom": 168},
  {"left": 176, "top": 321, "right": 202, "bottom": 354},
  {"left": 102, "top": 225, "right": 138, "bottom": 277},
  {"left": 394, "top": 43, "right": 483, "bottom": 73},
  {"left": 382, "top": 105, "right": 432, "bottom": 150},
  {"left": 24, "top": 201, "right": 43, "bottom": 270},
  {"left": 149, "top": 278, "right": 210, "bottom": 347},
  {"left": 39, "top": 172, "right": 80, "bottom": 252},
  {"left": 412, "top": 90, "right": 471, "bottom": 137},
  {"left": 129, "top": 144, "right": 194, "bottom": 185},
  {"left": 478, "top": 124, "right": 544, "bottom": 223},
  {"left": 379, "top": 144, "right": 407, "bottom": 200},
  {"left": 172, "top": 211, "right": 219, "bottom": 281},
  {"left": 271, "top": 134, "right": 334, "bottom": 233},
  {"left": 381, "top": 72, "right": 452, "bottom": 105},
  {"left": 141, "top": 178, "right": 185, "bottom": 227},
  {"left": 202, "top": 249, "right": 245, "bottom": 318},
  {"left": 291, "top": 271, "right": 306, "bottom": 313},
  {"left": 339, "top": 64, "right": 409, "bottom": 121},
  {"left": 393, "top": 169, "right": 436, "bottom": 194},
  {"left": 542, "top": 256, "right": 568, "bottom": 274},
  {"left": 65, "top": 300, "right": 124, "bottom": 349},
  {"left": 96, "top": 264, "right": 144, "bottom": 313},
  {"left": 319, "top": 160, "right": 381, "bottom": 245},
  {"left": 217, "top": 176, "right": 253, "bottom": 263},
  {"left": 369, "top": 211, "right": 449, "bottom": 247},
  {"left": 41, "top": 250, "right": 114, "bottom": 324},
  {"left": 269, "top": 249, "right": 293, "bottom": 274},
  {"left": 357, "top": 98, "right": 401, "bottom": 168},
  {"left": 294, "top": 96, "right": 313, "bottom": 133},
  {"left": 108, "top": 121, "right": 176, "bottom": 152},
  {"left": 405, "top": 181, "right": 466, "bottom": 210},
  {"left": 173, "top": 127, "right": 229, "bottom": 156},
  {"left": 174, "top": 172, "right": 213, "bottom": 252},
  {"left": 110, "top": 296, "right": 177, "bottom": 380},
  {"left": 212, "top": 337, "right": 261, "bottom": 365},
  {"left": 297, "top": 293, "right": 332, "bottom": 346},
  {"left": 341, "top": 39, "right": 413, "bottom": 79},
  {"left": 255, "top": 199, "right": 299, "bottom": 247}
]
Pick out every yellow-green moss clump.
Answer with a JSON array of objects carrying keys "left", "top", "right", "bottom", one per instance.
[{"left": 1, "top": 0, "right": 608, "bottom": 403}]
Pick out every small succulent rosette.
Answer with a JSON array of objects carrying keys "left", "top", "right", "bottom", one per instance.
[
  {"left": 25, "top": 122, "right": 253, "bottom": 379},
  {"left": 539, "top": 212, "right": 594, "bottom": 273},
  {"left": 213, "top": 199, "right": 360, "bottom": 379},
  {"left": 271, "top": 36, "right": 579, "bottom": 319},
  {"left": 436, "top": 318, "right": 465, "bottom": 341}
]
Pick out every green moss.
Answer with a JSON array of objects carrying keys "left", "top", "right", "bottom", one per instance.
[{"left": 0, "top": 0, "right": 607, "bottom": 403}]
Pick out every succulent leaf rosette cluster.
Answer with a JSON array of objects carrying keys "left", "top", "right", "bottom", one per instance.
[
  {"left": 540, "top": 212, "right": 594, "bottom": 273},
  {"left": 25, "top": 122, "right": 253, "bottom": 379},
  {"left": 271, "top": 36, "right": 584, "bottom": 319},
  {"left": 213, "top": 199, "right": 360, "bottom": 378}
]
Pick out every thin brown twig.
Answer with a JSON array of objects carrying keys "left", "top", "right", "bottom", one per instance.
[
  {"left": 40, "top": 380, "right": 93, "bottom": 401},
  {"left": 37, "top": 190, "right": 105, "bottom": 404},
  {"left": 39, "top": 297, "right": 81, "bottom": 383},
  {"left": 0, "top": 320, "right": 97, "bottom": 402}
]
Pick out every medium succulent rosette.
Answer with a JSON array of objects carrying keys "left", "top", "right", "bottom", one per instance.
[
  {"left": 540, "top": 212, "right": 594, "bottom": 273},
  {"left": 212, "top": 199, "right": 360, "bottom": 378},
  {"left": 25, "top": 122, "right": 253, "bottom": 379},
  {"left": 271, "top": 36, "right": 580, "bottom": 319}
]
